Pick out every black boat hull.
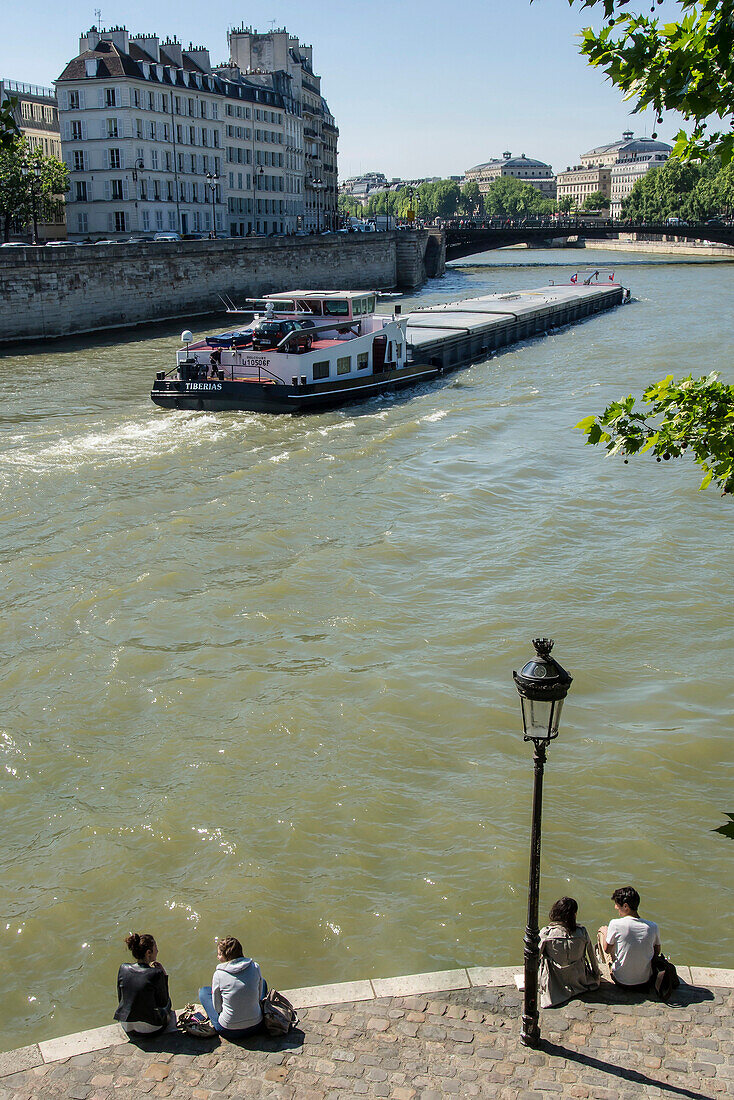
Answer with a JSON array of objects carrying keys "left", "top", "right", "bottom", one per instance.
[{"left": 150, "top": 361, "right": 442, "bottom": 414}]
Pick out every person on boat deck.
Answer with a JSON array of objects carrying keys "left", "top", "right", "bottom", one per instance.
[
  {"left": 597, "top": 886, "right": 661, "bottom": 988},
  {"left": 114, "top": 933, "right": 174, "bottom": 1036},
  {"left": 199, "top": 936, "right": 267, "bottom": 1039},
  {"left": 539, "top": 897, "right": 601, "bottom": 1008},
  {"left": 209, "top": 347, "right": 222, "bottom": 376}
]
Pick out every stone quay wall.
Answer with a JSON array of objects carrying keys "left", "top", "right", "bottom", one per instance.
[
  {"left": 584, "top": 234, "right": 734, "bottom": 258},
  {"left": 0, "top": 230, "right": 445, "bottom": 344}
]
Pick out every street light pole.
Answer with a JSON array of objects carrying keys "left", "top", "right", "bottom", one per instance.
[
  {"left": 206, "top": 171, "right": 219, "bottom": 238},
  {"left": 131, "top": 157, "right": 145, "bottom": 231},
  {"left": 513, "top": 637, "right": 572, "bottom": 1049}
]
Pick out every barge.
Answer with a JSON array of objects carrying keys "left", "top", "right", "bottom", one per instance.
[{"left": 150, "top": 277, "right": 626, "bottom": 414}]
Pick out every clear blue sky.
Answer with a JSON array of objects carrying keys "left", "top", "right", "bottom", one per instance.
[{"left": 2, "top": 0, "right": 674, "bottom": 179}]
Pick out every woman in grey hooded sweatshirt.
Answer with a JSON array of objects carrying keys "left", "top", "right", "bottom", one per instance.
[
  {"left": 539, "top": 897, "right": 601, "bottom": 1009},
  {"left": 199, "top": 936, "right": 267, "bottom": 1038}
]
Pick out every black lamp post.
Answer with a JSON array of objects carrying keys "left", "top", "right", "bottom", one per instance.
[
  {"left": 311, "top": 177, "right": 325, "bottom": 233},
  {"left": 513, "top": 637, "right": 572, "bottom": 1049},
  {"left": 131, "top": 157, "right": 145, "bottom": 228},
  {"left": 206, "top": 171, "right": 219, "bottom": 238}
]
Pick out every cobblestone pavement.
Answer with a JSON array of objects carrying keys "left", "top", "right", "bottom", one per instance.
[{"left": 1, "top": 981, "right": 732, "bottom": 1100}]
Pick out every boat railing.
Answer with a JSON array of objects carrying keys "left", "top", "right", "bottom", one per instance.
[{"left": 225, "top": 360, "right": 287, "bottom": 385}]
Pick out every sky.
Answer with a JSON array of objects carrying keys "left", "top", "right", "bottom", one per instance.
[{"left": 1, "top": 0, "right": 679, "bottom": 180}]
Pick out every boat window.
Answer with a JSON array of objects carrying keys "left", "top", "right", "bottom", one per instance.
[
  {"left": 357, "top": 351, "right": 369, "bottom": 370},
  {"left": 297, "top": 299, "right": 322, "bottom": 314},
  {"left": 367, "top": 296, "right": 376, "bottom": 313},
  {"left": 313, "top": 360, "right": 330, "bottom": 380},
  {"left": 396, "top": 343, "right": 402, "bottom": 358},
  {"left": 270, "top": 299, "right": 294, "bottom": 312},
  {"left": 323, "top": 299, "right": 350, "bottom": 316},
  {"left": 387, "top": 342, "right": 392, "bottom": 359},
  {"left": 337, "top": 356, "right": 351, "bottom": 375}
]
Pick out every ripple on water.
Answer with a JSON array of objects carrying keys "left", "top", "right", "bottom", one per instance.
[{"left": 0, "top": 256, "right": 732, "bottom": 1053}]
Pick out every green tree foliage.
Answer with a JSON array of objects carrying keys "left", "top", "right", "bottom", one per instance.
[
  {"left": 582, "top": 190, "right": 610, "bottom": 210},
  {"left": 564, "top": 0, "right": 734, "bottom": 165},
  {"left": 0, "top": 95, "right": 21, "bottom": 150},
  {"left": 460, "top": 180, "right": 484, "bottom": 215},
  {"left": 557, "top": 195, "right": 575, "bottom": 213},
  {"left": 0, "top": 137, "right": 69, "bottom": 241},
  {"left": 577, "top": 373, "right": 734, "bottom": 494},
  {"left": 621, "top": 156, "right": 734, "bottom": 220},
  {"left": 483, "top": 176, "right": 556, "bottom": 216}
]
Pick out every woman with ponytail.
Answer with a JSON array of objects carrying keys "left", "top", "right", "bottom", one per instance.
[{"left": 114, "top": 933, "right": 174, "bottom": 1036}]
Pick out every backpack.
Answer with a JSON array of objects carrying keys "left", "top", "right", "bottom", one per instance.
[
  {"left": 261, "top": 989, "right": 299, "bottom": 1035},
  {"left": 651, "top": 954, "right": 679, "bottom": 1001}
]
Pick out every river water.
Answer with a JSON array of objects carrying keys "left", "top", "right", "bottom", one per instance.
[{"left": 1, "top": 248, "right": 732, "bottom": 1052}]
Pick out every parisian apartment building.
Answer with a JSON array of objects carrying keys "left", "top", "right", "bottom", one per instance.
[
  {"left": 556, "top": 132, "right": 671, "bottom": 214},
  {"left": 0, "top": 78, "right": 66, "bottom": 240},
  {"left": 55, "top": 25, "right": 338, "bottom": 240}
]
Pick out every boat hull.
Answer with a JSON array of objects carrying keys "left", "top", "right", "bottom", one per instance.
[{"left": 150, "top": 361, "right": 442, "bottom": 414}]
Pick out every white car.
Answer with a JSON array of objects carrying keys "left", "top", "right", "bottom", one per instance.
[{"left": 154, "top": 232, "right": 181, "bottom": 242}]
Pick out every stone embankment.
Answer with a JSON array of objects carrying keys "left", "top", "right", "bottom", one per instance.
[
  {"left": 585, "top": 235, "right": 734, "bottom": 258},
  {"left": 1, "top": 964, "right": 732, "bottom": 1099},
  {"left": 0, "top": 230, "right": 445, "bottom": 345}
]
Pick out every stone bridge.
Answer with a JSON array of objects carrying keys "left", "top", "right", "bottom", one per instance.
[{"left": 445, "top": 221, "right": 734, "bottom": 261}]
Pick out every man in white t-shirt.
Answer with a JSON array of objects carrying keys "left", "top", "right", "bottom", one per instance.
[{"left": 597, "top": 886, "right": 661, "bottom": 987}]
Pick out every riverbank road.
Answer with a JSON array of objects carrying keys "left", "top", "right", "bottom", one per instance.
[{"left": 1, "top": 966, "right": 732, "bottom": 1099}]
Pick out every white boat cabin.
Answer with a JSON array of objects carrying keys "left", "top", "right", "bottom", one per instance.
[{"left": 177, "top": 290, "right": 407, "bottom": 386}]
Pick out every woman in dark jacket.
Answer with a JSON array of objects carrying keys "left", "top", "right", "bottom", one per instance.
[{"left": 114, "top": 933, "right": 173, "bottom": 1036}]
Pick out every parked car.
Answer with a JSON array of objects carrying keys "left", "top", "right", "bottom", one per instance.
[
  {"left": 127, "top": 235, "right": 155, "bottom": 243},
  {"left": 1, "top": 241, "right": 27, "bottom": 247},
  {"left": 181, "top": 232, "right": 205, "bottom": 240},
  {"left": 154, "top": 232, "right": 181, "bottom": 242},
  {"left": 251, "top": 318, "right": 314, "bottom": 352}
]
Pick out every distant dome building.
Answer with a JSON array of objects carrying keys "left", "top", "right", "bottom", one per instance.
[
  {"left": 558, "top": 132, "right": 673, "bottom": 214},
  {"left": 464, "top": 151, "right": 556, "bottom": 200}
]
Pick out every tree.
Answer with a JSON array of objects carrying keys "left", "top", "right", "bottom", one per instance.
[
  {"left": 557, "top": 195, "right": 575, "bottom": 213},
  {"left": 0, "top": 137, "right": 69, "bottom": 241},
  {"left": 484, "top": 176, "right": 552, "bottom": 216},
  {"left": 461, "top": 180, "right": 484, "bottom": 216},
  {"left": 562, "top": 1, "right": 734, "bottom": 165},
  {"left": 0, "top": 95, "right": 21, "bottom": 150},
  {"left": 577, "top": 373, "right": 734, "bottom": 494},
  {"left": 582, "top": 190, "right": 609, "bottom": 210}
]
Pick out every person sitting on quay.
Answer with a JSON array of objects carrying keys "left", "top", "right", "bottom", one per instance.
[
  {"left": 114, "top": 932, "right": 174, "bottom": 1037},
  {"left": 199, "top": 936, "right": 267, "bottom": 1039},
  {"left": 539, "top": 896, "right": 601, "bottom": 1008},
  {"left": 597, "top": 885, "right": 661, "bottom": 988}
]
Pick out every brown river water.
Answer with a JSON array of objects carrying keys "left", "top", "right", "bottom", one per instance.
[{"left": 1, "top": 248, "right": 732, "bottom": 1052}]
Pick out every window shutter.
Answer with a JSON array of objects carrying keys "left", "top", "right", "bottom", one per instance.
[
  {"left": 123, "top": 181, "right": 129, "bottom": 201},
  {"left": 79, "top": 89, "right": 86, "bottom": 110},
  {"left": 62, "top": 121, "right": 71, "bottom": 142},
  {"left": 87, "top": 182, "right": 93, "bottom": 201},
  {"left": 59, "top": 91, "right": 68, "bottom": 111},
  {"left": 98, "top": 90, "right": 104, "bottom": 109},
  {"left": 108, "top": 213, "right": 114, "bottom": 231},
  {"left": 104, "top": 181, "right": 111, "bottom": 201},
  {"left": 81, "top": 121, "right": 88, "bottom": 140}
]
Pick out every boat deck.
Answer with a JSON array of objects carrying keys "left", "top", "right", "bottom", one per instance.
[{"left": 403, "top": 283, "right": 622, "bottom": 365}]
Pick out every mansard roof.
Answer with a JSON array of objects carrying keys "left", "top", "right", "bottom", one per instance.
[{"left": 56, "top": 40, "right": 288, "bottom": 108}]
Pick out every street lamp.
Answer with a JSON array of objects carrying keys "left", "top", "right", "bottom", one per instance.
[
  {"left": 513, "top": 637, "right": 573, "bottom": 1049},
  {"left": 206, "top": 171, "right": 219, "bottom": 238},
  {"left": 310, "top": 177, "right": 325, "bottom": 233},
  {"left": 22, "top": 162, "right": 42, "bottom": 245},
  {"left": 131, "top": 158, "right": 145, "bottom": 229}
]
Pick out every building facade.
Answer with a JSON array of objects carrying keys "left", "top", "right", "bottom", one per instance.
[
  {"left": 463, "top": 152, "right": 556, "bottom": 199},
  {"left": 56, "top": 25, "right": 338, "bottom": 240},
  {"left": 557, "top": 132, "right": 671, "bottom": 212},
  {"left": 228, "top": 28, "right": 338, "bottom": 232},
  {"left": 0, "top": 78, "right": 66, "bottom": 240},
  {"left": 610, "top": 139, "right": 672, "bottom": 218}
]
